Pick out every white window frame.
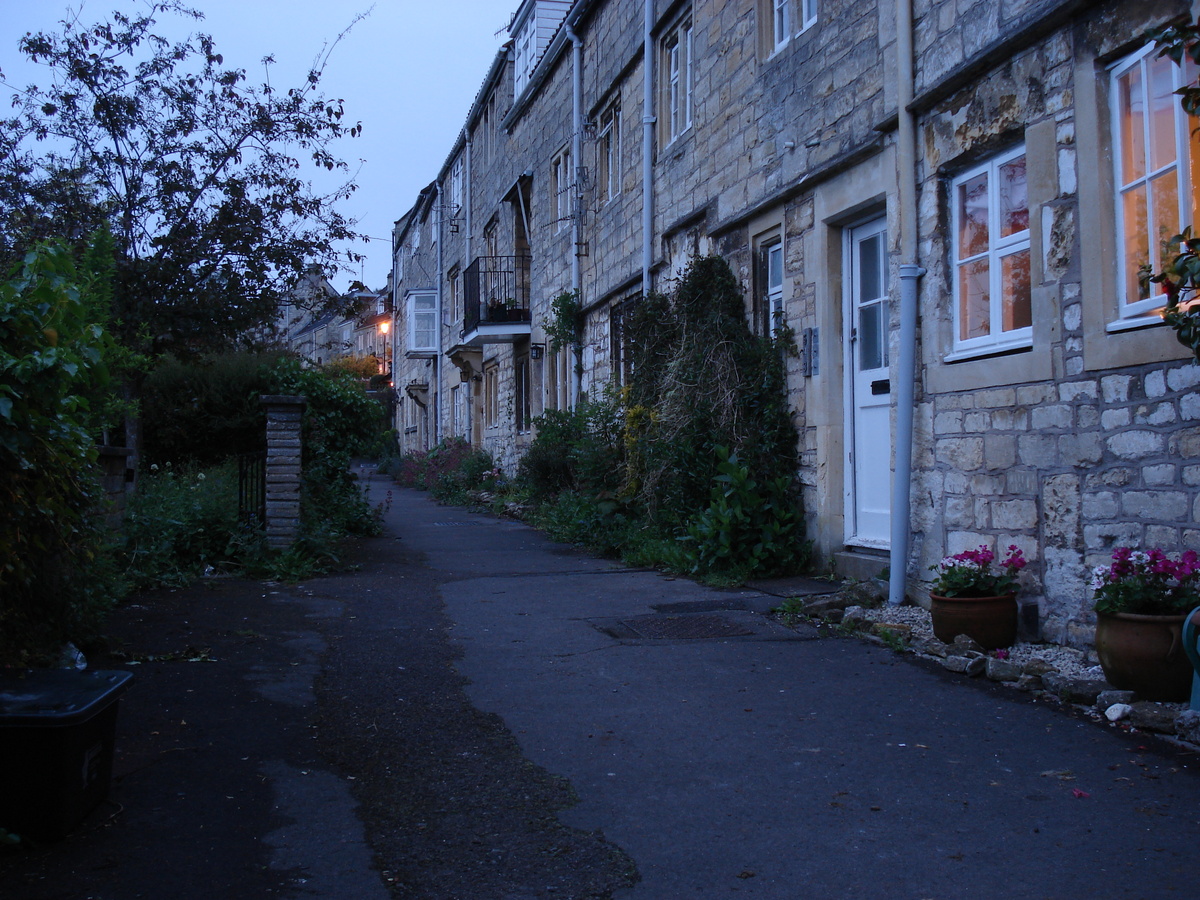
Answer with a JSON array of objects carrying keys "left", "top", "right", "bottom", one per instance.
[
  {"left": 949, "top": 145, "right": 1032, "bottom": 358},
  {"left": 772, "top": 0, "right": 790, "bottom": 53},
  {"left": 663, "top": 17, "right": 693, "bottom": 146},
  {"left": 1111, "top": 43, "right": 1199, "bottom": 321},
  {"left": 448, "top": 266, "right": 461, "bottom": 325},
  {"left": 766, "top": 241, "right": 784, "bottom": 329},
  {"left": 552, "top": 146, "right": 573, "bottom": 232},
  {"left": 408, "top": 291, "right": 437, "bottom": 353},
  {"left": 484, "top": 362, "right": 499, "bottom": 428},
  {"left": 514, "top": 15, "right": 536, "bottom": 97},
  {"left": 798, "top": 0, "right": 818, "bottom": 32},
  {"left": 515, "top": 351, "right": 531, "bottom": 433},
  {"left": 598, "top": 101, "right": 621, "bottom": 202}
]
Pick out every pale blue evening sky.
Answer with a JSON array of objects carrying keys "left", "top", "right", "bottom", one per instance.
[{"left": 0, "top": 0, "right": 512, "bottom": 290}]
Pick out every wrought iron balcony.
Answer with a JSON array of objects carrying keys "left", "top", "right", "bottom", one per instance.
[{"left": 463, "top": 254, "right": 532, "bottom": 342}]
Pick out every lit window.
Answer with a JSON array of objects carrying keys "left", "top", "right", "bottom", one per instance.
[
  {"left": 1112, "top": 44, "right": 1200, "bottom": 318},
  {"left": 950, "top": 147, "right": 1031, "bottom": 354}
]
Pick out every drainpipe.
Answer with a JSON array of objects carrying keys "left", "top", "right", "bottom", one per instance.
[
  {"left": 890, "top": 0, "right": 925, "bottom": 606},
  {"left": 565, "top": 18, "right": 584, "bottom": 407},
  {"left": 435, "top": 183, "right": 444, "bottom": 446},
  {"left": 642, "top": 0, "right": 654, "bottom": 295},
  {"left": 465, "top": 137, "right": 473, "bottom": 263}
]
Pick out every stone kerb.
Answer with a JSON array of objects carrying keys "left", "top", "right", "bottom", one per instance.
[{"left": 261, "top": 394, "right": 306, "bottom": 549}]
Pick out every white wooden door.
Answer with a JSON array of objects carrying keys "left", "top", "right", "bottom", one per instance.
[{"left": 845, "top": 218, "right": 891, "bottom": 547}]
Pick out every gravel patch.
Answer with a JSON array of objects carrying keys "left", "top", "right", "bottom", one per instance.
[{"left": 860, "top": 603, "right": 1104, "bottom": 679}]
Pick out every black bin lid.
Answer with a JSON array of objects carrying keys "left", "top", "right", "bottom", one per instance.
[{"left": 0, "top": 669, "right": 133, "bottom": 727}]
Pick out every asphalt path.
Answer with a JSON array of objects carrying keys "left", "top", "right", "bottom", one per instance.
[{"left": 4, "top": 473, "right": 1199, "bottom": 899}]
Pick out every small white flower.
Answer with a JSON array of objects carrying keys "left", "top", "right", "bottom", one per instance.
[{"left": 150, "top": 463, "right": 159, "bottom": 471}]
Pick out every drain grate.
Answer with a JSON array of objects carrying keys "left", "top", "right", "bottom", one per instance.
[{"left": 619, "top": 614, "right": 756, "bottom": 640}]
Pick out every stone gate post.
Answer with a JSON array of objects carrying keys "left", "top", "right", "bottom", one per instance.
[{"left": 260, "top": 394, "right": 306, "bottom": 548}]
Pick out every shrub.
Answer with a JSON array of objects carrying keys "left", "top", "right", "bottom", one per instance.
[
  {"left": 683, "top": 448, "right": 807, "bottom": 580},
  {"left": 0, "top": 242, "right": 119, "bottom": 665},
  {"left": 395, "top": 437, "right": 498, "bottom": 504}
]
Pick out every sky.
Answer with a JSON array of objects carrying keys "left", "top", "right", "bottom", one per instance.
[{"left": 0, "top": 0, "right": 513, "bottom": 291}]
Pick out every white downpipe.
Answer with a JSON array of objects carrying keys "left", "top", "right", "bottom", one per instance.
[
  {"left": 642, "top": 0, "right": 654, "bottom": 294},
  {"left": 565, "top": 19, "right": 584, "bottom": 407},
  {"left": 889, "top": 0, "right": 925, "bottom": 606}
]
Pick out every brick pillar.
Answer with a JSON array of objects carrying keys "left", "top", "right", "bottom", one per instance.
[{"left": 261, "top": 394, "right": 306, "bottom": 548}]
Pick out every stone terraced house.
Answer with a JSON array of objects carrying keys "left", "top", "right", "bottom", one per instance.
[{"left": 389, "top": 0, "right": 1200, "bottom": 648}]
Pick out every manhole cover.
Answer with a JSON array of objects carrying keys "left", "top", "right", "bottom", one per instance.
[
  {"left": 620, "top": 614, "right": 755, "bottom": 640},
  {"left": 651, "top": 599, "right": 750, "bottom": 614}
]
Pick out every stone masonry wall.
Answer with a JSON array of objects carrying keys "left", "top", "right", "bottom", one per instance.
[{"left": 908, "top": 0, "right": 1200, "bottom": 646}]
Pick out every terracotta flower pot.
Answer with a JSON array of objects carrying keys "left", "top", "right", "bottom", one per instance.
[
  {"left": 1094, "top": 611, "right": 1193, "bottom": 702},
  {"left": 930, "top": 592, "right": 1018, "bottom": 650}
]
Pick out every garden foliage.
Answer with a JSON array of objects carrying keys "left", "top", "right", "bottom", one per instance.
[
  {"left": 0, "top": 243, "right": 116, "bottom": 665},
  {"left": 517, "top": 255, "right": 807, "bottom": 579}
]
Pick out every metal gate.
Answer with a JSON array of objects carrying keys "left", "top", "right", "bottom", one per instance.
[{"left": 237, "top": 451, "right": 267, "bottom": 527}]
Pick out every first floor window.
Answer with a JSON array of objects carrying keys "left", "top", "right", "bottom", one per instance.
[
  {"left": 1112, "top": 43, "right": 1199, "bottom": 318},
  {"left": 610, "top": 296, "right": 641, "bottom": 386},
  {"left": 484, "top": 363, "right": 499, "bottom": 428},
  {"left": 758, "top": 238, "right": 784, "bottom": 333},
  {"left": 951, "top": 146, "right": 1031, "bottom": 355},
  {"left": 545, "top": 349, "right": 570, "bottom": 411},
  {"left": 515, "top": 352, "right": 531, "bottom": 432}
]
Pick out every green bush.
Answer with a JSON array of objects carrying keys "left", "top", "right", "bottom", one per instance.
[
  {"left": 0, "top": 242, "right": 119, "bottom": 666},
  {"left": 394, "top": 437, "right": 498, "bottom": 504},
  {"left": 684, "top": 447, "right": 806, "bottom": 580}
]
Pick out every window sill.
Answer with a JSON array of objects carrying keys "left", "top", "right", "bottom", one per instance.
[
  {"left": 1105, "top": 314, "right": 1163, "bottom": 334},
  {"left": 941, "top": 340, "right": 1033, "bottom": 365}
]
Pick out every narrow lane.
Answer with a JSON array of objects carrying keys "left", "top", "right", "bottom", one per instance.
[{"left": 378, "top": 483, "right": 1200, "bottom": 899}]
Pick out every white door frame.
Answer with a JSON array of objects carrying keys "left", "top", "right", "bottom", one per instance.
[{"left": 842, "top": 215, "right": 891, "bottom": 549}]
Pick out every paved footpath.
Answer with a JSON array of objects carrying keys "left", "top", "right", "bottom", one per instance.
[
  {"left": 4, "top": 477, "right": 1200, "bottom": 899},
  {"left": 386, "top": 481, "right": 1200, "bottom": 899}
]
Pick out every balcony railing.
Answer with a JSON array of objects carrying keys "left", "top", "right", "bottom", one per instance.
[{"left": 463, "top": 254, "right": 532, "bottom": 336}]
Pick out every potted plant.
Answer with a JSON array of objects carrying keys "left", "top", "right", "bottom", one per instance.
[
  {"left": 1091, "top": 547, "right": 1200, "bottom": 701},
  {"left": 928, "top": 545, "right": 1026, "bottom": 649}
]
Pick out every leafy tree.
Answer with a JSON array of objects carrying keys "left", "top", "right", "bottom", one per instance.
[{"left": 0, "top": 1, "right": 364, "bottom": 358}]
